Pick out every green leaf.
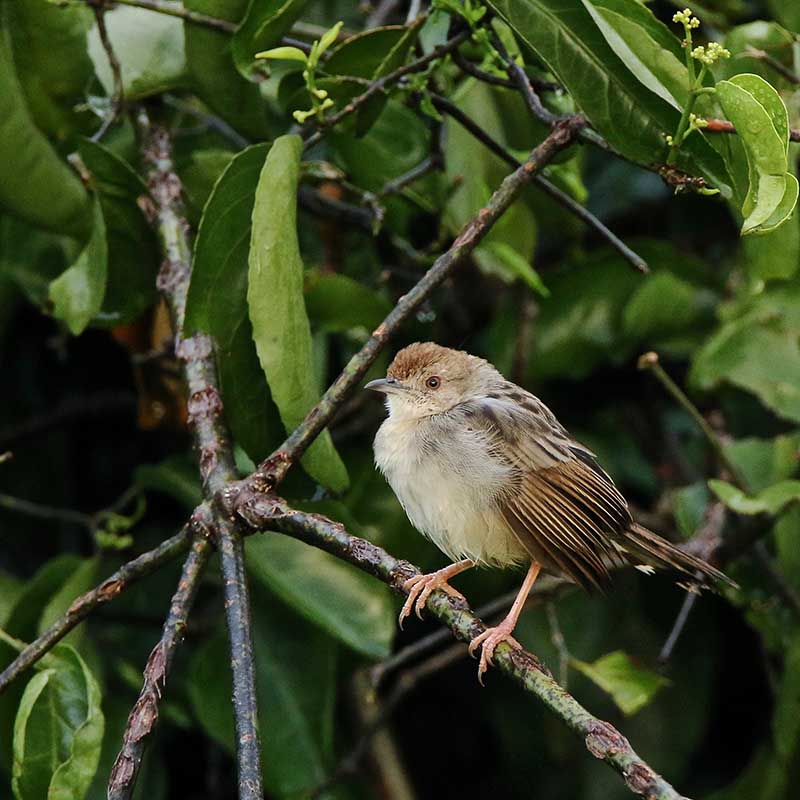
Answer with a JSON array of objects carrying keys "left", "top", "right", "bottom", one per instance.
[
  {"left": 723, "top": 433, "right": 800, "bottom": 494},
  {"left": 188, "top": 597, "right": 337, "bottom": 797},
  {"left": 304, "top": 270, "right": 392, "bottom": 333},
  {"left": 0, "top": 569, "right": 23, "bottom": 628},
  {"left": 743, "top": 207, "right": 799, "bottom": 281},
  {"left": 4, "top": 0, "right": 94, "bottom": 140},
  {"left": 709, "top": 478, "right": 800, "bottom": 516},
  {"left": 77, "top": 138, "right": 159, "bottom": 325},
  {"left": 185, "top": 0, "right": 270, "bottom": 140},
  {"left": 572, "top": 650, "right": 669, "bottom": 715},
  {"left": 135, "top": 454, "right": 203, "bottom": 509},
  {"left": 325, "top": 27, "right": 409, "bottom": 78},
  {"left": 715, "top": 75, "right": 795, "bottom": 234},
  {"left": 38, "top": 558, "right": 100, "bottom": 650},
  {"left": 232, "top": 0, "right": 311, "bottom": 80},
  {"left": 487, "top": 0, "right": 732, "bottom": 189},
  {"left": 247, "top": 515, "right": 395, "bottom": 659},
  {"left": 483, "top": 241, "right": 549, "bottom": 296},
  {"left": 49, "top": 196, "right": 108, "bottom": 336},
  {"left": 87, "top": 6, "right": 187, "bottom": 100},
  {"left": 185, "top": 143, "right": 283, "bottom": 462},
  {"left": 581, "top": 0, "right": 689, "bottom": 109},
  {"left": 690, "top": 287, "right": 800, "bottom": 423},
  {"left": 247, "top": 134, "right": 348, "bottom": 491},
  {"left": 0, "top": 19, "right": 90, "bottom": 237},
  {"left": 671, "top": 483, "right": 710, "bottom": 539},
  {"left": 255, "top": 45, "right": 308, "bottom": 62},
  {"left": 12, "top": 645, "right": 104, "bottom": 800}
]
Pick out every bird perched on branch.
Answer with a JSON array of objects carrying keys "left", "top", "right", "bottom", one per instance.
[{"left": 367, "top": 342, "right": 735, "bottom": 680}]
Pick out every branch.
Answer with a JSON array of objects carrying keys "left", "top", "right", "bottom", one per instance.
[
  {"left": 109, "top": 108, "right": 263, "bottom": 800},
  {"left": 233, "top": 498, "right": 688, "bottom": 800},
  {"left": 0, "top": 524, "right": 193, "bottom": 694},
  {"left": 102, "top": 0, "right": 237, "bottom": 33},
  {"left": 427, "top": 92, "right": 649, "bottom": 273},
  {"left": 705, "top": 117, "right": 800, "bottom": 143},
  {"left": 108, "top": 530, "right": 213, "bottom": 799},
  {"left": 0, "top": 493, "right": 94, "bottom": 529},
  {"left": 252, "top": 118, "right": 586, "bottom": 488},
  {"left": 638, "top": 352, "right": 747, "bottom": 488},
  {"left": 741, "top": 47, "right": 800, "bottom": 85},
  {"left": 89, "top": 1, "right": 125, "bottom": 141}
]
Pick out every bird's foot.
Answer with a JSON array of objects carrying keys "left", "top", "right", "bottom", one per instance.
[
  {"left": 468, "top": 620, "right": 522, "bottom": 684},
  {"left": 399, "top": 569, "right": 467, "bottom": 626}
]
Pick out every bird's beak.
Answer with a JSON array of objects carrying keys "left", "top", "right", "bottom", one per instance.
[{"left": 364, "top": 377, "right": 405, "bottom": 394}]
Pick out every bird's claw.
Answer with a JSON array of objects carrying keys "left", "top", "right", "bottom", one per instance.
[
  {"left": 398, "top": 572, "right": 466, "bottom": 627},
  {"left": 468, "top": 624, "right": 521, "bottom": 684}
]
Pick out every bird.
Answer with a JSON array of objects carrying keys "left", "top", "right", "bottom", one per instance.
[{"left": 366, "top": 342, "right": 736, "bottom": 680}]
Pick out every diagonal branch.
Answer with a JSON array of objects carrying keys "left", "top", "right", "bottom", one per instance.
[
  {"left": 253, "top": 117, "right": 586, "bottom": 489},
  {"left": 233, "top": 497, "right": 689, "bottom": 800},
  {"left": 0, "top": 524, "right": 193, "bottom": 694}
]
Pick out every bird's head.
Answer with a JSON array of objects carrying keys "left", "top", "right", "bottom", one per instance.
[{"left": 365, "top": 342, "right": 501, "bottom": 418}]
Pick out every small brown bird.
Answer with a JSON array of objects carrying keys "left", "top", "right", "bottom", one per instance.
[{"left": 367, "top": 342, "right": 734, "bottom": 679}]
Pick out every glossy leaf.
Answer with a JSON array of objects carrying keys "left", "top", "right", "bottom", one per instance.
[
  {"left": 572, "top": 650, "right": 669, "bottom": 715},
  {"left": 135, "top": 454, "right": 203, "bottom": 509},
  {"left": 77, "top": 138, "right": 159, "bottom": 325},
  {"left": 715, "top": 75, "right": 795, "bottom": 234},
  {"left": 5, "top": 0, "right": 94, "bottom": 140},
  {"left": 88, "top": 6, "right": 187, "bottom": 99},
  {"left": 247, "top": 134, "right": 348, "bottom": 491},
  {"left": 49, "top": 197, "right": 108, "bottom": 336},
  {"left": 690, "top": 284, "right": 800, "bottom": 423},
  {"left": 12, "top": 646, "right": 104, "bottom": 800},
  {"left": 185, "top": 0, "right": 270, "bottom": 139},
  {"left": 232, "top": 0, "right": 311, "bottom": 80},
  {"left": 487, "top": 0, "right": 732, "bottom": 191},
  {"left": 304, "top": 270, "right": 392, "bottom": 333},
  {"left": 581, "top": 0, "right": 688, "bottom": 109},
  {"left": 0, "top": 19, "right": 90, "bottom": 237},
  {"left": 185, "top": 143, "right": 282, "bottom": 462},
  {"left": 247, "top": 519, "right": 395, "bottom": 658},
  {"left": 709, "top": 478, "right": 800, "bottom": 516}
]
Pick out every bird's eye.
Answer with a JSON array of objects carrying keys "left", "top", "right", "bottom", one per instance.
[{"left": 426, "top": 376, "right": 441, "bottom": 389}]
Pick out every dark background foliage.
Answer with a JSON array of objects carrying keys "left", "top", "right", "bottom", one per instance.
[{"left": 1, "top": 1, "right": 799, "bottom": 799}]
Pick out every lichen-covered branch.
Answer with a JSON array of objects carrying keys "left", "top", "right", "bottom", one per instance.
[{"left": 107, "top": 108, "right": 263, "bottom": 800}]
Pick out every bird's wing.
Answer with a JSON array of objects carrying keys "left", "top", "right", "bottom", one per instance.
[{"left": 456, "top": 392, "right": 632, "bottom": 590}]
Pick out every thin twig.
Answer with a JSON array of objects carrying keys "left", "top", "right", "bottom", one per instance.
[
  {"left": 377, "top": 155, "right": 442, "bottom": 199},
  {"left": 428, "top": 92, "right": 649, "bottom": 273},
  {"left": 638, "top": 352, "right": 747, "bottom": 487},
  {"left": 705, "top": 117, "right": 800, "bottom": 143},
  {"left": 303, "top": 29, "right": 471, "bottom": 150},
  {"left": 0, "top": 525, "right": 193, "bottom": 694},
  {"left": 105, "top": 0, "right": 237, "bottom": 33},
  {"left": 252, "top": 118, "right": 586, "bottom": 489},
  {"left": 233, "top": 499, "right": 688, "bottom": 800},
  {"left": 90, "top": 2, "right": 125, "bottom": 141},
  {"left": 658, "top": 502, "right": 727, "bottom": 665},
  {"left": 108, "top": 530, "right": 214, "bottom": 798},
  {"left": 0, "top": 493, "right": 94, "bottom": 529},
  {"left": 546, "top": 602, "right": 570, "bottom": 688},
  {"left": 742, "top": 47, "right": 800, "bottom": 85}
]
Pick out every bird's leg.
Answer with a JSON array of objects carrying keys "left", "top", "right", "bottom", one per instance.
[
  {"left": 399, "top": 559, "right": 475, "bottom": 625},
  {"left": 468, "top": 561, "right": 541, "bottom": 683}
]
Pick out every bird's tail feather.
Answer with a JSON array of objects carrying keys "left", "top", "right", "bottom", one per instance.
[{"left": 624, "top": 523, "right": 738, "bottom": 590}]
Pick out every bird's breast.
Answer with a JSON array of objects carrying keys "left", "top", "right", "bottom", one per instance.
[{"left": 373, "top": 414, "right": 525, "bottom": 566}]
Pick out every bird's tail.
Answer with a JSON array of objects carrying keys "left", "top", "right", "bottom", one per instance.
[{"left": 623, "top": 523, "right": 738, "bottom": 590}]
